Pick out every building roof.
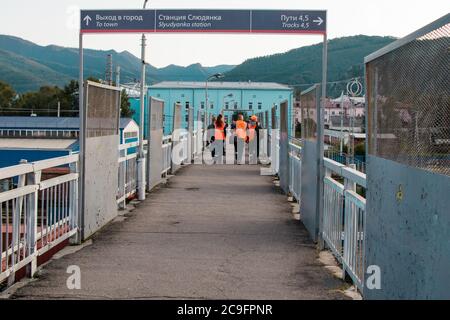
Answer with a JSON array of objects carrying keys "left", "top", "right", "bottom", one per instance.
[
  {"left": 149, "top": 81, "right": 292, "bottom": 91},
  {"left": 0, "top": 139, "right": 77, "bottom": 150},
  {"left": 0, "top": 117, "right": 135, "bottom": 130}
]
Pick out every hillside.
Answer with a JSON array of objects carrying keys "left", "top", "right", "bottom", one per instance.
[
  {"left": 0, "top": 34, "right": 396, "bottom": 96},
  {"left": 222, "top": 35, "right": 396, "bottom": 96},
  {"left": 0, "top": 35, "right": 235, "bottom": 92}
]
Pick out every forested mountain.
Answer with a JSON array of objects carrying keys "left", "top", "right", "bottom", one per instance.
[
  {"left": 0, "top": 35, "right": 235, "bottom": 92},
  {"left": 0, "top": 34, "right": 395, "bottom": 97},
  {"left": 221, "top": 35, "right": 396, "bottom": 97}
]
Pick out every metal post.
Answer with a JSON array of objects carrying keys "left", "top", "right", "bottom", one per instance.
[
  {"left": 77, "top": 32, "right": 84, "bottom": 243},
  {"left": 340, "top": 91, "right": 344, "bottom": 154},
  {"left": 116, "top": 66, "right": 121, "bottom": 88},
  {"left": 205, "top": 80, "right": 209, "bottom": 127},
  {"left": 137, "top": 33, "right": 146, "bottom": 201},
  {"left": 318, "top": 32, "right": 328, "bottom": 250}
]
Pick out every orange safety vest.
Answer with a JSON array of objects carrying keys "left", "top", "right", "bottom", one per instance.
[
  {"left": 248, "top": 122, "right": 257, "bottom": 141},
  {"left": 236, "top": 120, "right": 247, "bottom": 140},
  {"left": 215, "top": 123, "right": 226, "bottom": 140}
]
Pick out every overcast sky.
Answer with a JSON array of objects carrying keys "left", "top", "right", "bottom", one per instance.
[{"left": 1, "top": 0, "right": 449, "bottom": 67}]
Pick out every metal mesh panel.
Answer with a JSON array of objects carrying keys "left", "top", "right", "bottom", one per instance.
[
  {"left": 86, "top": 83, "right": 120, "bottom": 138},
  {"left": 366, "top": 20, "right": 450, "bottom": 176},
  {"left": 300, "top": 85, "right": 319, "bottom": 141}
]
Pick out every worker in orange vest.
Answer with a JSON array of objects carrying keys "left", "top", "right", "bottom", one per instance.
[
  {"left": 248, "top": 115, "right": 259, "bottom": 164},
  {"left": 235, "top": 114, "right": 247, "bottom": 164},
  {"left": 214, "top": 114, "right": 226, "bottom": 164}
]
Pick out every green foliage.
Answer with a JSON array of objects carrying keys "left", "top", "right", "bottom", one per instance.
[
  {"left": 0, "top": 81, "right": 16, "bottom": 108},
  {"left": 222, "top": 35, "right": 396, "bottom": 98},
  {"left": 120, "top": 89, "right": 134, "bottom": 118},
  {"left": 0, "top": 35, "right": 235, "bottom": 93},
  {"left": 355, "top": 142, "right": 366, "bottom": 156},
  {"left": 0, "top": 78, "right": 134, "bottom": 119}
]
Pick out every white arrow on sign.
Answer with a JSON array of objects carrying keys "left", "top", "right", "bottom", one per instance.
[
  {"left": 313, "top": 17, "right": 324, "bottom": 26},
  {"left": 83, "top": 15, "right": 92, "bottom": 26}
]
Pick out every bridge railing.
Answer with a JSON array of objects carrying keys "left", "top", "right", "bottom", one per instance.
[
  {"left": 117, "top": 141, "right": 139, "bottom": 206},
  {"left": 0, "top": 155, "right": 79, "bottom": 284},
  {"left": 288, "top": 139, "right": 302, "bottom": 202},
  {"left": 322, "top": 157, "right": 366, "bottom": 292},
  {"left": 162, "top": 135, "right": 172, "bottom": 177},
  {"left": 270, "top": 129, "right": 280, "bottom": 174},
  {"left": 324, "top": 149, "right": 366, "bottom": 173}
]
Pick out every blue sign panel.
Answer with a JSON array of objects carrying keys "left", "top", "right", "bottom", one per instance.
[
  {"left": 80, "top": 9, "right": 327, "bottom": 34},
  {"left": 80, "top": 10, "right": 155, "bottom": 33},
  {"left": 155, "top": 10, "right": 251, "bottom": 32},
  {"left": 252, "top": 10, "right": 326, "bottom": 33}
]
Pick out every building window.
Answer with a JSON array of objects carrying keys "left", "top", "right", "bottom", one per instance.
[
  {"left": 185, "top": 102, "right": 190, "bottom": 109},
  {"left": 156, "top": 94, "right": 160, "bottom": 97},
  {"left": 201, "top": 102, "right": 205, "bottom": 109},
  {"left": 249, "top": 102, "right": 253, "bottom": 110},
  {"left": 185, "top": 114, "right": 189, "bottom": 122},
  {"left": 258, "top": 102, "right": 262, "bottom": 110},
  {"left": 210, "top": 103, "right": 214, "bottom": 110},
  {"left": 225, "top": 102, "right": 229, "bottom": 109},
  {"left": 253, "top": 95, "right": 256, "bottom": 98},
  {"left": 234, "top": 102, "right": 238, "bottom": 110},
  {"left": 181, "top": 94, "right": 185, "bottom": 98}
]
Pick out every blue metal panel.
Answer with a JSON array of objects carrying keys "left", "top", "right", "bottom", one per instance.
[
  {"left": 0, "top": 150, "right": 70, "bottom": 168},
  {"left": 300, "top": 140, "right": 319, "bottom": 241},
  {"left": 365, "top": 156, "right": 450, "bottom": 299}
]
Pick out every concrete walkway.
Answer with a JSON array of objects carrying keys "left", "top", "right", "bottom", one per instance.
[{"left": 11, "top": 165, "right": 346, "bottom": 299}]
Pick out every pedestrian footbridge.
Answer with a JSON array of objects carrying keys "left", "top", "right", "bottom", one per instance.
[{"left": 1, "top": 16, "right": 449, "bottom": 299}]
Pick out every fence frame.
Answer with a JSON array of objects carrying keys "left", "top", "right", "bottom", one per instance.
[{"left": 1, "top": 154, "right": 79, "bottom": 285}]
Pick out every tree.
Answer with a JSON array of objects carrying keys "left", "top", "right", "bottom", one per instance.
[
  {"left": 120, "top": 89, "right": 134, "bottom": 118},
  {"left": 0, "top": 81, "right": 16, "bottom": 108}
]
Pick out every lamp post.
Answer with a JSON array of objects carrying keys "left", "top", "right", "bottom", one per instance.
[
  {"left": 137, "top": 0, "right": 149, "bottom": 201},
  {"left": 205, "top": 73, "right": 224, "bottom": 126}
]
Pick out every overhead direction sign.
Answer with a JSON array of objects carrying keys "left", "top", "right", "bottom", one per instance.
[{"left": 80, "top": 9, "right": 327, "bottom": 34}]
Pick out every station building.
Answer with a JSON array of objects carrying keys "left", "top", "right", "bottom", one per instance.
[{"left": 130, "top": 81, "right": 294, "bottom": 136}]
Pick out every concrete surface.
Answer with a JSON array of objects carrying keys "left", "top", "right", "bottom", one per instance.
[{"left": 11, "top": 164, "right": 347, "bottom": 300}]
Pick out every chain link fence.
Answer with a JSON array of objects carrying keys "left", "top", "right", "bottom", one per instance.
[
  {"left": 86, "top": 82, "right": 120, "bottom": 138},
  {"left": 300, "top": 85, "right": 320, "bottom": 141},
  {"left": 366, "top": 17, "right": 450, "bottom": 176}
]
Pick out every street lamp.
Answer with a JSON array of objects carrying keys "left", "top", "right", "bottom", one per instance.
[
  {"left": 205, "top": 73, "right": 224, "bottom": 126},
  {"left": 137, "top": 0, "right": 149, "bottom": 201}
]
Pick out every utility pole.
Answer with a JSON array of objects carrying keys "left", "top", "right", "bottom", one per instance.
[
  {"left": 106, "top": 54, "right": 113, "bottom": 86},
  {"left": 137, "top": 0, "right": 149, "bottom": 201},
  {"left": 116, "top": 66, "right": 121, "bottom": 88},
  {"left": 339, "top": 91, "right": 344, "bottom": 155}
]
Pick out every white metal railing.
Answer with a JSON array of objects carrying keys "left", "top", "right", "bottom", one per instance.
[
  {"left": 179, "top": 131, "right": 189, "bottom": 165},
  {"left": 322, "top": 157, "right": 366, "bottom": 292},
  {"left": 288, "top": 139, "right": 302, "bottom": 202},
  {"left": 270, "top": 129, "right": 280, "bottom": 174},
  {"left": 192, "top": 129, "right": 203, "bottom": 160},
  {"left": 117, "top": 141, "right": 139, "bottom": 205},
  {"left": 162, "top": 135, "right": 172, "bottom": 176},
  {"left": 324, "top": 149, "right": 366, "bottom": 173},
  {"left": 1, "top": 155, "right": 79, "bottom": 284}
]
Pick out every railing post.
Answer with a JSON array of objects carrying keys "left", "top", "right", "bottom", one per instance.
[
  {"left": 342, "top": 163, "right": 356, "bottom": 280},
  {"left": 7, "top": 160, "right": 27, "bottom": 286},
  {"left": 26, "top": 168, "right": 41, "bottom": 278},
  {"left": 70, "top": 159, "right": 81, "bottom": 245}
]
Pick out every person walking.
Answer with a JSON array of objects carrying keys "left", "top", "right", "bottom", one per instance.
[
  {"left": 235, "top": 114, "right": 247, "bottom": 164},
  {"left": 214, "top": 114, "right": 226, "bottom": 164},
  {"left": 248, "top": 115, "right": 259, "bottom": 164}
]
